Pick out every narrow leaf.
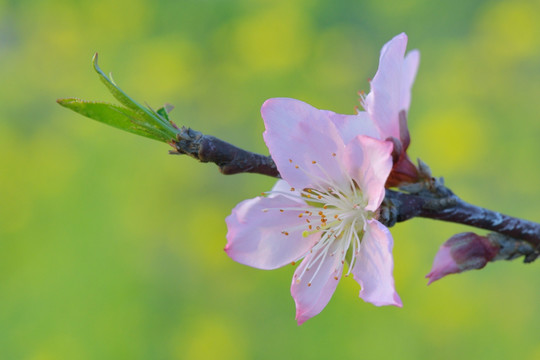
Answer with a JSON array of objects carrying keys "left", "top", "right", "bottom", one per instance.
[
  {"left": 92, "top": 53, "right": 176, "bottom": 136},
  {"left": 157, "top": 104, "right": 174, "bottom": 121},
  {"left": 92, "top": 53, "right": 147, "bottom": 114},
  {"left": 57, "top": 98, "right": 171, "bottom": 142}
]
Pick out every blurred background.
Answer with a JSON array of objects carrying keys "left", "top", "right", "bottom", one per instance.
[{"left": 1, "top": 0, "right": 540, "bottom": 358}]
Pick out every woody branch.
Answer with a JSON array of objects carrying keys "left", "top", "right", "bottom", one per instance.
[{"left": 169, "top": 125, "right": 540, "bottom": 262}]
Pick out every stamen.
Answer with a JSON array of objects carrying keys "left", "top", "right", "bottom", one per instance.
[{"left": 263, "top": 153, "right": 370, "bottom": 287}]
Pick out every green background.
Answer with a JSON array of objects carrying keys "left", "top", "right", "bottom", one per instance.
[{"left": 1, "top": 0, "right": 540, "bottom": 359}]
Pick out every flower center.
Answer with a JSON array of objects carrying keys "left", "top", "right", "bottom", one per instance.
[
  {"left": 296, "top": 185, "right": 368, "bottom": 283},
  {"left": 264, "top": 157, "right": 373, "bottom": 285}
]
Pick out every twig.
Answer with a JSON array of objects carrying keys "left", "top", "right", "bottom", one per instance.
[
  {"left": 383, "top": 190, "right": 540, "bottom": 249},
  {"left": 170, "top": 127, "right": 279, "bottom": 177},
  {"left": 169, "top": 126, "right": 540, "bottom": 255}
]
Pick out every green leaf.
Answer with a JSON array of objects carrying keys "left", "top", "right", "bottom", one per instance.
[
  {"left": 92, "top": 53, "right": 148, "bottom": 115},
  {"left": 157, "top": 104, "right": 174, "bottom": 121},
  {"left": 58, "top": 53, "right": 181, "bottom": 143},
  {"left": 56, "top": 98, "right": 172, "bottom": 142},
  {"left": 91, "top": 54, "right": 176, "bottom": 136}
]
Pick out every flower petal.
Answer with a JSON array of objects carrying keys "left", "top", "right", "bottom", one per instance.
[
  {"left": 261, "top": 98, "right": 346, "bottom": 190},
  {"left": 270, "top": 179, "right": 304, "bottom": 201},
  {"left": 291, "top": 240, "right": 343, "bottom": 325},
  {"left": 425, "top": 243, "right": 458, "bottom": 285},
  {"left": 400, "top": 49, "right": 420, "bottom": 114},
  {"left": 324, "top": 110, "right": 381, "bottom": 144},
  {"left": 343, "top": 135, "right": 393, "bottom": 211},
  {"left": 364, "top": 33, "right": 410, "bottom": 140},
  {"left": 352, "top": 220, "right": 401, "bottom": 307},
  {"left": 225, "top": 195, "right": 319, "bottom": 270}
]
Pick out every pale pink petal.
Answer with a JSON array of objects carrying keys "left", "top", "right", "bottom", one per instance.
[
  {"left": 364, "top": 33, "right": 408, "bottom": 140},
  {"left": 400, "top": 49, "right": 420, "bottom": 113},
  {"left": 425, "top": 244, "right": 458, "bottom": 285},
  {"left": 271, "top": 179, "right": 293, "bottom": 193},
  {"left": 261, "top": 98, "right": 347, "bottom": 190},
  {"left": 225, "top": 195, "right": 319, "bottom": 270},
  {"left": 291, "top": 240, "right": 343, "bottom": 325},
  {"left": 270, "top": 179, "right": 304, "bottom": 201},
  {"left": 426, "top": 232, "right": 498, "bottom": 285},
  {"left": 353, "top": 220, "right": 401, "bottom": 307},
  {"left": 342, "top": 135, "right": 393, "bottom": 211},
  {"left": 324, "top": 110, "right": 381, "bottom": 144}
]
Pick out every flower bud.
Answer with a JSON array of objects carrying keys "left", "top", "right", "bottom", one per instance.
[{"left": 426, "top": 232, "right": 499, "bottom": 284}]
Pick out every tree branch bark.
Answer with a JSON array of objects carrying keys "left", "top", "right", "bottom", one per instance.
[
  {"left": 170, "top": 127, "right": 279, "bottom": 177},
  {"left": 170, "top": 126, "right": 540, "bottom": 257},
  {"left": 384, "top": 190, "right": 540, "bottom": 249}
]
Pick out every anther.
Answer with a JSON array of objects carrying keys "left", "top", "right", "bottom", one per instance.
[
  {"left": 282, "top": 231, "right": 289, "bottom": 236},
  {"left": 312, "top": 161, "right": 317, "bottom": 164}
]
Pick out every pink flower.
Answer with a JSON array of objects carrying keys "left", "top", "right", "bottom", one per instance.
[
  {"left": 426, "top": 232, "right": 499, "bottom": 284},
  {"left": 363, "top": 33, "right": 420, "bottom": 186},
  {"left": 225, "top": 99, "right": 401, "bottom": 325},
  {"left": 363, "top": 33, "right": 420, "bottom": 145},
  {"left": 260, "top": 33, "right": 420, "bottom": 187}
]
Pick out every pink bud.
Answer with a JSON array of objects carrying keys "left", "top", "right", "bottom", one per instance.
[{"left": 426, "top": 232, "right": 500, "bottom": 284}]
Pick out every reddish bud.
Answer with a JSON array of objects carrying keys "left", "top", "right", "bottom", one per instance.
[
  {"left": 385, "top": 111, "right": 420, "bottom": 187},
  {"left": 426, "top": 232, "right": 500, "bottom": 284}
]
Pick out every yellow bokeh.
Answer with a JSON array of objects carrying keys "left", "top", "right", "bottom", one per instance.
[
  {"left": 475, "top": 1, "right": 540, "bottom": 62},
  {"left": 2, "top": 0, "right": 540, "bottom": 359},
  {"left": 171, "top": 315, "right": 249, "bottom": 360},
  {"left": 232, "top": 3, "right": 311, "bottom": 73},
  {"left": 415, "top": 107, "right": 488, "bottom": 173}
]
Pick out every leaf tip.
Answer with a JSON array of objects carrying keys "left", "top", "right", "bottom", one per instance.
[
  {"left": 56, "top": 98, "right": 71, "bottom": 107},
  {"left": 93, "top": 52, "right": 103, "bottom": 74}
]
